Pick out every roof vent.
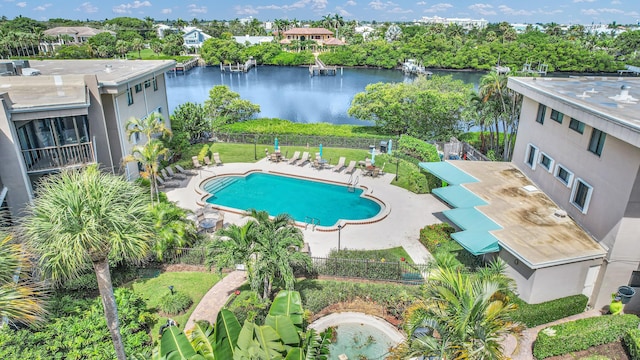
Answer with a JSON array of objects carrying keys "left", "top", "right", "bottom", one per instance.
[
  {"left": 609, "top": 84, "right": 638, "bottom": 104},
  {"left": 522, "top": 185, "right": 538, "bottom": 193},
  {"left": 104, "top": 64, "right": 112, "bottom": 73}
]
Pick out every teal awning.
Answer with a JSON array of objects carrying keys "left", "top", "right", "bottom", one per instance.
[
  {"left": 432, "top": 185, "right": 488, "bottom": 208},
  {"left": 419, "top": 161, "right": 478, "bottom": 185},
  {"left": 451, "top": 231, "right": 500, "bottom": 255},
  {"left": 442, "top": 208, "right": 502, "bottom": 232}
]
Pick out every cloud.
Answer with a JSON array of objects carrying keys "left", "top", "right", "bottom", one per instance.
[
  {"left": 33, "top": 3, "right": 51, "bottom": 11},
  {"left": 344, "top": 0, "right": 356, "bottom": 6},
  {"left": 336, "top": 6, "right": 352, "bottom": 16},
  {"left": 16, "top": 2, "right": 26, "bottom": 7},
  {"left": 416, "top": 1, "right": 426, "bottom": 5},
  {"left": 257, "top": 0, "right": 317, "bottom": 12},
  {"left": 368, "top": 1, "right": 398, "bottom": 11},
  {"left": 112, "top": 1, "right": 151, "bottom": 14},
  {"left": 235, "top": 5, "right": 258, "bottom": 15},
  {"left": 581, "top": 8, "right": 598, "bottom": 15},
  {"left": 611, "top": 0, "right": 621, "bottom": 4},
  {"left": 76, "top": 2, "right": 98, "bottom": 13},
  {"left": 469, "top": 3, "right": 495, "bottom": 16},
  {"left": 573, "top": 0, "right": 596, "bottom": 2},
  {"left": 498, "top": 5, "right": 533, "bottom": 16},
  {"left": 187, "top": 4, "right": 207, "bottom": 14},
  {"left": 538, "top": 8, "right": 563, "bottom": 15},
  {"left": 311, "top": 0, "right": 327, "bottom": 11},
  {"left": 423, "top": 3, "right": 453, "bottom": 13},
  {"left": 161, "top": 8, "right": 171, "bottom": 14}
]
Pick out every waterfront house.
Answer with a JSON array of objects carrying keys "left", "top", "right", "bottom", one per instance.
[
  {"left": 0, "top": 59, "right": 175, "bottom": 220},
  {"left": 281, "top": 28, "right": 336, "bottom": 44},
  {"left": 182, "top": 27, "right": 211, "bottom": 51}
]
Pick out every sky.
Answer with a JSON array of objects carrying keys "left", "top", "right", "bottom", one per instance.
[{"left": 1, "top": 0, "right": 639, "bottom": 25}]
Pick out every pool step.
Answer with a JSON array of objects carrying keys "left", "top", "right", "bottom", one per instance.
[{"left": 204, "top": 177, "right": 238, "bottom": 194}]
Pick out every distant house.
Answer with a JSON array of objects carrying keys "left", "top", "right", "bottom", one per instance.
[
  {"left": 41, "top": 26, "right": 115, "bottom": 53},
  {"left": 233, "top": 35, "right": 274, "bottom": 45},
  {"left": 182, "top": 27, "right": 211, "bottom": 51},
  {"left": 281, "top": 28, "right": 345, "bottom": 47}
]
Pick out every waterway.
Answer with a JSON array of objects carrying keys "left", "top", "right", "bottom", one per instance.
[{"left": 165, "top": 66, "right": 485, "bottom": 125}]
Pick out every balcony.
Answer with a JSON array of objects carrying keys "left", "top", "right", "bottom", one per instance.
[{"left": 22, "top": 142, "right": 96, "bottom": 173}]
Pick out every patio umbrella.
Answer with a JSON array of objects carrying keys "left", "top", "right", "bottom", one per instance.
[
  {"left": 274, "top": 137, "right": 279, "bottom": 151},
  {"left": 387, "top": 139, "right": 392, "bottom": 154},
  {"left": 319, "top": 143, "right": 323, "bottom": 158},
  {"left": 371, "top": 146, "right": 375, "bottom": 165}
]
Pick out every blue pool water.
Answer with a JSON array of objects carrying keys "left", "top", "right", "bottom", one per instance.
[{"left": 203, "top": 173, "right": 381, "bottom": 226}]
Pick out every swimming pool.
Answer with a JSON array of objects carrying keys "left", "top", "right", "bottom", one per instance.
[{"left": 202, "top": 172, "right": 381, "bottom": 226}]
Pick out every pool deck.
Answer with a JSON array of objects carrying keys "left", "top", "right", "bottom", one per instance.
[{"left": 164, "top": 158, "right": 449, "bottom": 263}]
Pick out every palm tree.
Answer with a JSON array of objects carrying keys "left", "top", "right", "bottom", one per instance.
[
  {"left": 115, "top": 39, "right": 129, "bottom": 58},
  {"left": 131, "top": 38, "right": 144, "bottom": 59},
  {"left": 126, "top": 112, "right": 172, "bottom": 144},
  {"left": 0, "top": 233, "right": 46, "bottom": 327},
  {"left": 123, "top": 140, "right": 170, "bottom": 204},
  {"left": 22, "top": 165, "right": 153, "bottom": 360},
  {"left": 148, "top": 202, "right": 197, "bottom": 261},
  {"left": 402, "top": 265, "right": 519, "bottom": 359}
]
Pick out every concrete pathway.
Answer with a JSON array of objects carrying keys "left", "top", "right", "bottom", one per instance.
[
  {"left": 501, "top": 308, "right": 602, "bottom": 359},
  {"left": 184, "top": 270, "right": 247, "bottom": 331}
]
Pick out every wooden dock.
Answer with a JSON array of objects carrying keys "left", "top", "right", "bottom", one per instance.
[
  {"left": 220, "top": 58, "right": 257, "bottom": 73},
  {"left": 402, "top": 59, "right": 432, "bottom": 76},
  {"left": 172, "top": 57, "right": 199, "bottom": 74},
  {"left": 309, "top": 58, "right": 338, "bottom": 76},
  {"left": 521, "top": 62, "right": 548, "bottom": 76},
  {"left": 618, "top": 65, "right": 640, "bottom": 76}
]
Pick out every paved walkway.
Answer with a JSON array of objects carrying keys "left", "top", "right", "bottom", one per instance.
[
  {"left": 501, "top": 308, "right": 602, "bottom": 359},
  {"left": 184, "top": 270, "right": 247, "bottom": 331}
]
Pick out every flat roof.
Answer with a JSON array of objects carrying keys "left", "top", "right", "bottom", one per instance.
[
  {"left": 450, "top": 161, "right": 606, "bottom": 269},
  {"left": 23, "top": 59, "right": 176, "bottom": 87},
  {"left": 419, "top": 161, "right": 479, "bottom": 185},
  {"left": 0, "top": 75, "right": 88, "bottom": 110},
  {"left": 508, "top": 76, "right": 640, "bottom": 133}
]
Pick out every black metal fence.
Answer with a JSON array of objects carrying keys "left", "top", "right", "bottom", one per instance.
[
  {"left": 311, "top": 256, "right": 430, "bottom": 284},
  {"left": 163, "top": 247, "right": 207, "bottom": 265},
  {"left": 215, "top": 132, "right": 399, "bottom": 151}
]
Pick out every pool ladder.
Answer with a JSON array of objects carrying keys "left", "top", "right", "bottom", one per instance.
[
  {"left": 347, "top": 174, "right": 359, "bottom": 192},
  {"left": 304, "top": 216, "right": 320, "bottom": 231}
]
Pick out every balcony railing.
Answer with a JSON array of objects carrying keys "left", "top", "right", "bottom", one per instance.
[{"left": 22, "top": 142, "right": 96, "bottom": 173}]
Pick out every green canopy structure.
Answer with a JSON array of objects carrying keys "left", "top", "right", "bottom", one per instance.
[
  {"left": 442, "top": 208, "right": 502, "bottom": 232},
  {"left": 418, "top": 161, "right": 478, "bottom": 185},
  {"left": 432, "top": 185, "right": 487, "bottom": 208},
  {"left": 451, "top": 231, "right": 500, "bottom": 256}
]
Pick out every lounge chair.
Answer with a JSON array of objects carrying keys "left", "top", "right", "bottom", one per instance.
[
  {"left": 192, "top": 156, "right": 202, "bottom": 169},
  {"left": 287, "top": 151, "right": 301, "bottom": 165},
  {"left": 333, "top": 157, "right": 346, "bottom": 172},
  {"left": 156, "top": 175, "right": 180, "bottom": 188},
  {"left": 344, "top": 160, "right": 357, "bottom": 174},
  {"left": 166, "top": 166, "right": 187, "bottom": 180},
  {"left": 213, "top": 152, "right": 223, "bottom": 166},
  {"left": 203, "top": 156, "right": 212, "bottom": 166},
  {"left": 297, "top": 152, "right": 310, "bottom": 166},
  {"left": 174, "top": 164, "right": 197, "bottom": 176}
]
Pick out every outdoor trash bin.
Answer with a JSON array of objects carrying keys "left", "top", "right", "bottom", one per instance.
[
  {"left": 380, "top": 141, "right": 387, "bottom": 153},
  {"left": 617, "top": 285, "right": 636, "bottom": 304}
]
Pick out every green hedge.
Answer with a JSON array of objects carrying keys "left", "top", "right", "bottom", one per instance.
[
  {"left": 218, "top": 118, "right": 390, "bottom": 138},
  {"left": 533, "top": 314, "right": 640, "bottom": 359},
  {"left": 511, "top": 293, "right": 588, "bottom": 328},
  {"left": 625, "top": 328, "right": 640, "bottom": 360}
]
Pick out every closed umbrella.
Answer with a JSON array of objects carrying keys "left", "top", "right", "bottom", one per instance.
[
  {"left": 387, "top": 139, "right": 392, "bottom": 154},
  {"left": 319, "top": 144, "right": 323, "bottom": 158},
  {"left": 274, "top": 138, "right": 279, "bottom": 151},
  {"left": 371, "top": 146, "right": 375, "bottom": 165}
]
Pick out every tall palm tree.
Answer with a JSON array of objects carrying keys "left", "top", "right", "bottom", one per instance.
[
  {"left": 22, "top": 165, "right": 153, "bottom": 360},
  {"left": 0, "top": 233, "right": 46, "bottom": 327},
  {"left": 131, "top": 38, "right": 144, "bottom": 59},
  {"left": 403, "top": 265, "right": 519, "bottom": 359},
  {"left": 126, "top": 112, "right": 172, "bottom": 145},
  {"left": 123, "top": 140, "right": 170, "bottom": 204},
  {"left": 115, "top": 39, "right": 130, "bottom": 58}
]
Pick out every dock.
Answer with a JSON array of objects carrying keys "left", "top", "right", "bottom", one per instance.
[
  {"left": 309, "top": 57, "right": 338, "bottom": 76},
  {"left": 520, "top": 61, "right": 548, "bottom": 76},
  {"left": 220, "top": 58, "right": 257, "bottom": 73},
  {"left": 617, "top": 65, "right": 640, "bottom": 76},
  {"left": 401, "top": 59, "right": 432, "bottom": 76},
  {"left": 172, "top": 57, "right": 199, "bottom": 74}
]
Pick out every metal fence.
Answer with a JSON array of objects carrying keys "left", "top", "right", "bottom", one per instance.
[
  {"left": 215, "top": 132, "right": 400, "bottom": 151},
  {"left": 163, "top": 247, "right": 207, "bottom": 265},
  {"left": 311, "top": 256, "right": 430, "bottom": 284}
]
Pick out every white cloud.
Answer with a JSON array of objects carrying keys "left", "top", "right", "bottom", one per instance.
[
  {"left": 336, "top": 6, "right": 352, "bottom": 16},
  {"left": 498, "top": 5, "right": 533, "bottom": 16},
  {"left": 112, "top": 1, "right": 151, "bottom": 14},
  {"left": 573, "top": 0, "right": 596, "bottom": 2},
  {"left": 235, "top": 5, "right": 258, "bottom": 15},
  {"left": 611, "top": 0, "right": 621, "bottom": 4},
  {"left": 76, "top": 2, "right": 98, "bottom": 13},
  {"left": 416, "top": 1, "right": 426, "bottom": 5},
  {"left": 368, "top": 1, "right": 399, "bottom": 11},
  {"left": 581, "top": 8, "right": 598, "bottom": 15},
  {"left": 311, "top": 0, "right": 327, "bottom": 11},
  {"left": 423, "top": 3, "right": 453, "bottom": 13},
  {"left": 187, "top": 4, "right": 207, "bottom": 14},
  {"left": 161, "top": 8, "right": 171, "bottom": 14},
  {"left": 345, "top": 0, "right": 356, "bottom": 6},
  {"left": 538, "top": 8, "right": 563, "bottom": 15},
  {"left": 16, "top": 2, "right": 26, "bottom": 7},
  {"left": 469, "top": 3, "right": 495, "bottom": 16},
  {"left": 33, "top": 3, "right": 51, "bottom": 11},
  {"left": 389, "top": 6, "right": 412, "bottom": 13}
]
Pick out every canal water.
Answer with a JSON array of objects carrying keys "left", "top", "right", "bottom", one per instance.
[{"left": 165, "top": 65, "right": 485, "bottom": 125}]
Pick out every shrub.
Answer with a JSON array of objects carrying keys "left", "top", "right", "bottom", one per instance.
[
  {"left": 158, "top": 291, "right": 192, "bottom": 315},
  {"left": 397, "top": 135, "right": 440, "bottom": 162},
  {"left": 510, "top": 293, "right": 588, "bottom": 328},
  {"left": 625, "top": 328, "right": 640, "bottom": 360},
  {"left": 226, "top": 291, "right": 269, "bottom": 324},
  {"left": 533, "top": 314, "right": 640, "bottom": 359},
  {"left": 197, "top": 144, "right": 210, "bottom": 162}
]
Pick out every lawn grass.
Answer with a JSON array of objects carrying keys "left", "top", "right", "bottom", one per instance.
[
  {"left": 126, "top": 48, "right": 192, "bottom": 62},
  {"left": 125, "top": 271, "right": 221, "bottom": 340}
]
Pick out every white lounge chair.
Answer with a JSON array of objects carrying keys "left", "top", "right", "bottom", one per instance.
[
  {"left": 203, "top": 156, "right": 213, "bottom": 166},
  {"left": 344, "top": 160, "right": 357, "bottom": 174},
  {"left": 333, "top": 157, "right": 346, "bottom": 172},
  {"left": 213, "top": 152, "right": 223, "bottom": 166},
  {"left": 287, "top": 151, "right": 301, "bottom": 165},
  {"left": 166, "top": 166, "right": 187, "bottom": 180},
  {"left": 192, "top": 156, "right": 202, "bottom": 169},
  {"left": 297, "top": 152, "right": 310, "bottom": 166}
]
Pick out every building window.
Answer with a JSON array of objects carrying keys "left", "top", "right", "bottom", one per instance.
[
  {"left": 571, "top": 178, "right": 593, "bottom": 213},
  {"left": 569, "top": 118, "right": 585, "bottom": 134},
  {"left": 126, "top": 88, "right": 133, "bottom": 105},
  {"left": 135, "top": 84, "right": 142, "bottom": 93},
  {"left": 536, "top": 104, "right": 546, "bottom": 124},
  {"left": 144, "top": 80, "right": 151, "bottom": 88},
  {"left": 588, "top": 128, "right": 606, "bottom": 156},
  {"left": 550, "top": 109, "right": 564, "bottom": 123},
  {"left": 539, "top": 152, "right": 554, "bottom": 172},
  {"left": 525, "top": 144, "right": 538, "bottom": 170},
  {"left": 554, "top": 164, "right": 573, "bottom": 186},
  {"left": 153, "top": 78, "right": 158, "bottom": 91}
]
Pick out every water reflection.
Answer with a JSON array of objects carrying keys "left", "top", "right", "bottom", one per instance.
[{"left": 166, "top": 66, "right": 484, "bottom": 125}]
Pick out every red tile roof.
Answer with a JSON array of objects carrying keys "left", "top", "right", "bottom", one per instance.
[{"left": 283, "top": 27, "right": 334, "bottom": 35}]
